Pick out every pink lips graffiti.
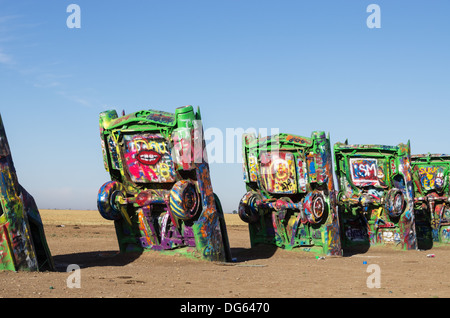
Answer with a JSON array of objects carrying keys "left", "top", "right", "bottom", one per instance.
[{"left": 137, "top": 150, "right": 161, "bottom": 165}]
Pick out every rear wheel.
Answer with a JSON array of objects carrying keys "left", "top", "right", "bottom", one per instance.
[
  {"left": 385, "top": 188, "right": 405, "bottom": 218},
  {"left": 170, "top": 180, "right": 201, "bottom": 220},
  {"left": 238, "top": 192, "right": 261, "bottom": 224},
  {"left": 303, "top": 190, "right": 326, "bottom": 224},
  {"left": 97, "top": 181, "right": 126, "bottom": 221}
]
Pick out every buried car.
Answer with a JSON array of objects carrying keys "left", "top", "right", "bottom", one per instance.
[
  {"left": 334, "top": 141, "right": 417, "bottom": 251},
  {"left": 0, "top": 114, "right": 54, "bottom": 271},
  {"left": 238, "top": 131, "right": 342, "bottom": 256},
  {"left": 97, "top": 105, "right": 232, "bottom": 262},
  {"left": 411, "top": 153, "right": 450, "bottom": 249}
]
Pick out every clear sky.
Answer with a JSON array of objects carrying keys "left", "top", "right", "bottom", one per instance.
[{"left": 0, "top": 0, "right": 449, "bottom": 213}]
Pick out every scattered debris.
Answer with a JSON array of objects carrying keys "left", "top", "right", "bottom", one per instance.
[{"left": 213, "top": 261, "right": 267, "bottom": 267}]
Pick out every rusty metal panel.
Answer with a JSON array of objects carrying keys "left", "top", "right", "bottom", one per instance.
[
  {"left": 238, "top": 131, "right": 342, "bottom": 256},
  {"left": 97, "top": 106, "right": 232, "bottom": 262},
  {"left": 0, "top": 114, "right": 54, "bottom": 271},
  {"left": 411, "top": 153, "right": 450, "bottom": 249},
  {"left": 334, "top": 141, "right": 417, "bottom": 251}
]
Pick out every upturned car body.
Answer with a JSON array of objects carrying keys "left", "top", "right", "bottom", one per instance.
[
  {"left": 411, "top": 153, "right": 450, "bottom": 249},
  {"left": 334, "top": 141, "right": 417, "bottom": 251},
  {"left": 0, "top": 114, "right": 54, "bottom": 271},
  {"left": 97, "top": 105, "right": 231, "bottom": 262},
  {"left": 238, "top": 131, "right": 342, "bottom": 256}
]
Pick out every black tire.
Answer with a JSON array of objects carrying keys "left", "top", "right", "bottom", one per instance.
[
  {"left": 385, "top": 188, "right": 405, "bottom": 218},
  {"left": 238, "top": 192, "right": 261, "bottom": 224},
  {"left": 97, "top": 181, "right": 126, "bottom": 221}
]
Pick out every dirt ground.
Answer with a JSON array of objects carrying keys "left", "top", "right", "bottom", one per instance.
[{"left": 1, "top": 209, "right": 450, "bottom": 301}]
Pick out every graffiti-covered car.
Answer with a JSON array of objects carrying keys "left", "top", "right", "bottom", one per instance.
[
  {"left": 238, "top": 131, "right": 342, "bottom": 256},
  {"left": 411, "top": 154, "right": 450, "bottom": 249},
  {"left": 334, "top": 141, "right": 416, "bottom": 251},
  {"left": 97, "top": 105, "right": 232, "bottom": 262},
  {"left": 0, "top": 114, "right": 54, "bottom": 271}
]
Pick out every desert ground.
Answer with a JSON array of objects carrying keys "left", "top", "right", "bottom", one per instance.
[{"left": 1, "top": 209, "right": 450, "bottom": 303}]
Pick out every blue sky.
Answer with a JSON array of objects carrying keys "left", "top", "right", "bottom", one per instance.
[{"left": 0, "top": 0, "right": 449, "bottom": 213}]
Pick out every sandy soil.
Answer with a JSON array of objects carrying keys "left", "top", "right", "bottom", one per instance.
[{"left": 1, "top": 209, "right": 449, "bottom": 302}]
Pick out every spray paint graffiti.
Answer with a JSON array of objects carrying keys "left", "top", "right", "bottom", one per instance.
[
  {"left": 238, "top": 131, "right": 342, "bottom": 256},
  {"left": 350, "top": 159, "right": 379, "bottom": 186},
  {"left": 123, "top": 134, "right": 175, "bottom": 183},
  {"left": 411, "top": 154, "right": 450, "bottom": 249},
  {"left": 334, "top": 141, "right": 417, "bottom": 251},
  {"left": 0, "top": 114, "right": 54, "bottom": 271},
  {"left": 260, "top": 152, "right": 297, "bottom": 194},
  {"left": 97, "top": 105, "right": 232, "bottom": 262}
]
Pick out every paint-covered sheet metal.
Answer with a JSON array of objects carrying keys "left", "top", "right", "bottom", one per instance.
[
  {"left": 0, "top": 114, "right": 54, "bottom": 271},
  {"left": 97, "top": 106, "right": 232, "bottom": 262},
  {"left": 239, "top": 131, "right": 342, "bottom": 256},
  {"left": 411, "top": 154, "right": 450, "bottom": 248},
  {"left": 334, "top": 142, "right": 417, "bottom": 251}
]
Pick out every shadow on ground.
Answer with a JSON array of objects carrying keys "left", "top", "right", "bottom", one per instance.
[
  {"left": 342, "top": 244, "right": 371, "bottom": 257},
  {"left": 54, "top": 244, "right": 279, "bottom": 270},
  {"left": 53, "top": 251, "right": 142, "bottom": 272},
  {"left": 229, "top": 244, "right": 278, "bottom": 262}
]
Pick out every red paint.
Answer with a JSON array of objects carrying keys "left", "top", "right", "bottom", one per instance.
[{"left": 137, "top": 150, "right": 161, "bottom": 165}]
